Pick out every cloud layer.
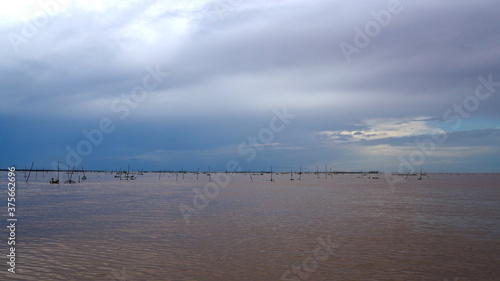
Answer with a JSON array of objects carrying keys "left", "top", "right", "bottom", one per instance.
[{"left": 1, "top": 0, "right": 500, "bottom": 172}]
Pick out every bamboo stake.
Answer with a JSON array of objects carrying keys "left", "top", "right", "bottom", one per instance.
[
  {"left": 208, "top": 166, "right": 211, "bottom": 182},
  {"left": 26, "top": 161, "right": 34, "bottom": 183}
]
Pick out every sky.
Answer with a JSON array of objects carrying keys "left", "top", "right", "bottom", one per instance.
[{"left": 1, "top": 0, "right": 500, "bottom": 173}]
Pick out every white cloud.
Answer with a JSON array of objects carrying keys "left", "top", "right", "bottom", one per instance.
[
  {"left": 357, "top": 144, "right": 495, "bottom": 158},
  {"left": 318, "top": 117, "right": 443, "bottom": 142},
  {"left": 0, "top": 1, "right": 132, "bottom": 26},
  {"left": 0, "top": 1, "right": 41, "bottom": 26}
]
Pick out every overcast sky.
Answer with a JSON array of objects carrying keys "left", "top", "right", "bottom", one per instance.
[{"left": 1, "top": 0, "right": 500, "bottom": 172}]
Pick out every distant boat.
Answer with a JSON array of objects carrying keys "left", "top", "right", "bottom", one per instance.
[
  {"left": 125, "top": 164, "right": 136, "bottom": 180},
  {"left": 50, "top": 161, "right": 60, "bottom": 184},
  {"left": 64, "top": 166, "right": 77, "bottom": 184}
]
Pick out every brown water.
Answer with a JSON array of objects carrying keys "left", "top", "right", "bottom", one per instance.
[{"left": 1, "top": 172, "right": 499, "bottom": 280}]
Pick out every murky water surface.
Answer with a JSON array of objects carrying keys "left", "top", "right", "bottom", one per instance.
[{"left": 1, "top": 172, "right": 499, "bottom": 280}]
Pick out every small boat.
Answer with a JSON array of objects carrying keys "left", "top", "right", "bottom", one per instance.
[
  {"left": 64, "top": 166, "right": 77, "bottom": 184},
  {"left": 50, "top": 161, "right": 60, "bottom": 184}
]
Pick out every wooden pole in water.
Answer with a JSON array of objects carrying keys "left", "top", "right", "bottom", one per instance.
[
  {"left": 82, "top": 166, "right": 87, "bottom": 180},
  {"left": 249, "top": 170, "right": 253, "bottom": 182},
  {"left": 299, "top": 165, "right": 302, "bottom": 181},
  {"left": 26, "top": 161, "right": 34, "bottom": 183},
  {"left": 270, "top": 166, "right": 273, "bottom": 182},
  {"left": 68, "top": 166, "right": 76, "bottom": 183}
]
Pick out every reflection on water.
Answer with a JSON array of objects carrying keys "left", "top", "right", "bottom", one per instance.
[{"left": 1, "top": 172, "right": 499, "bottom": 280}]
